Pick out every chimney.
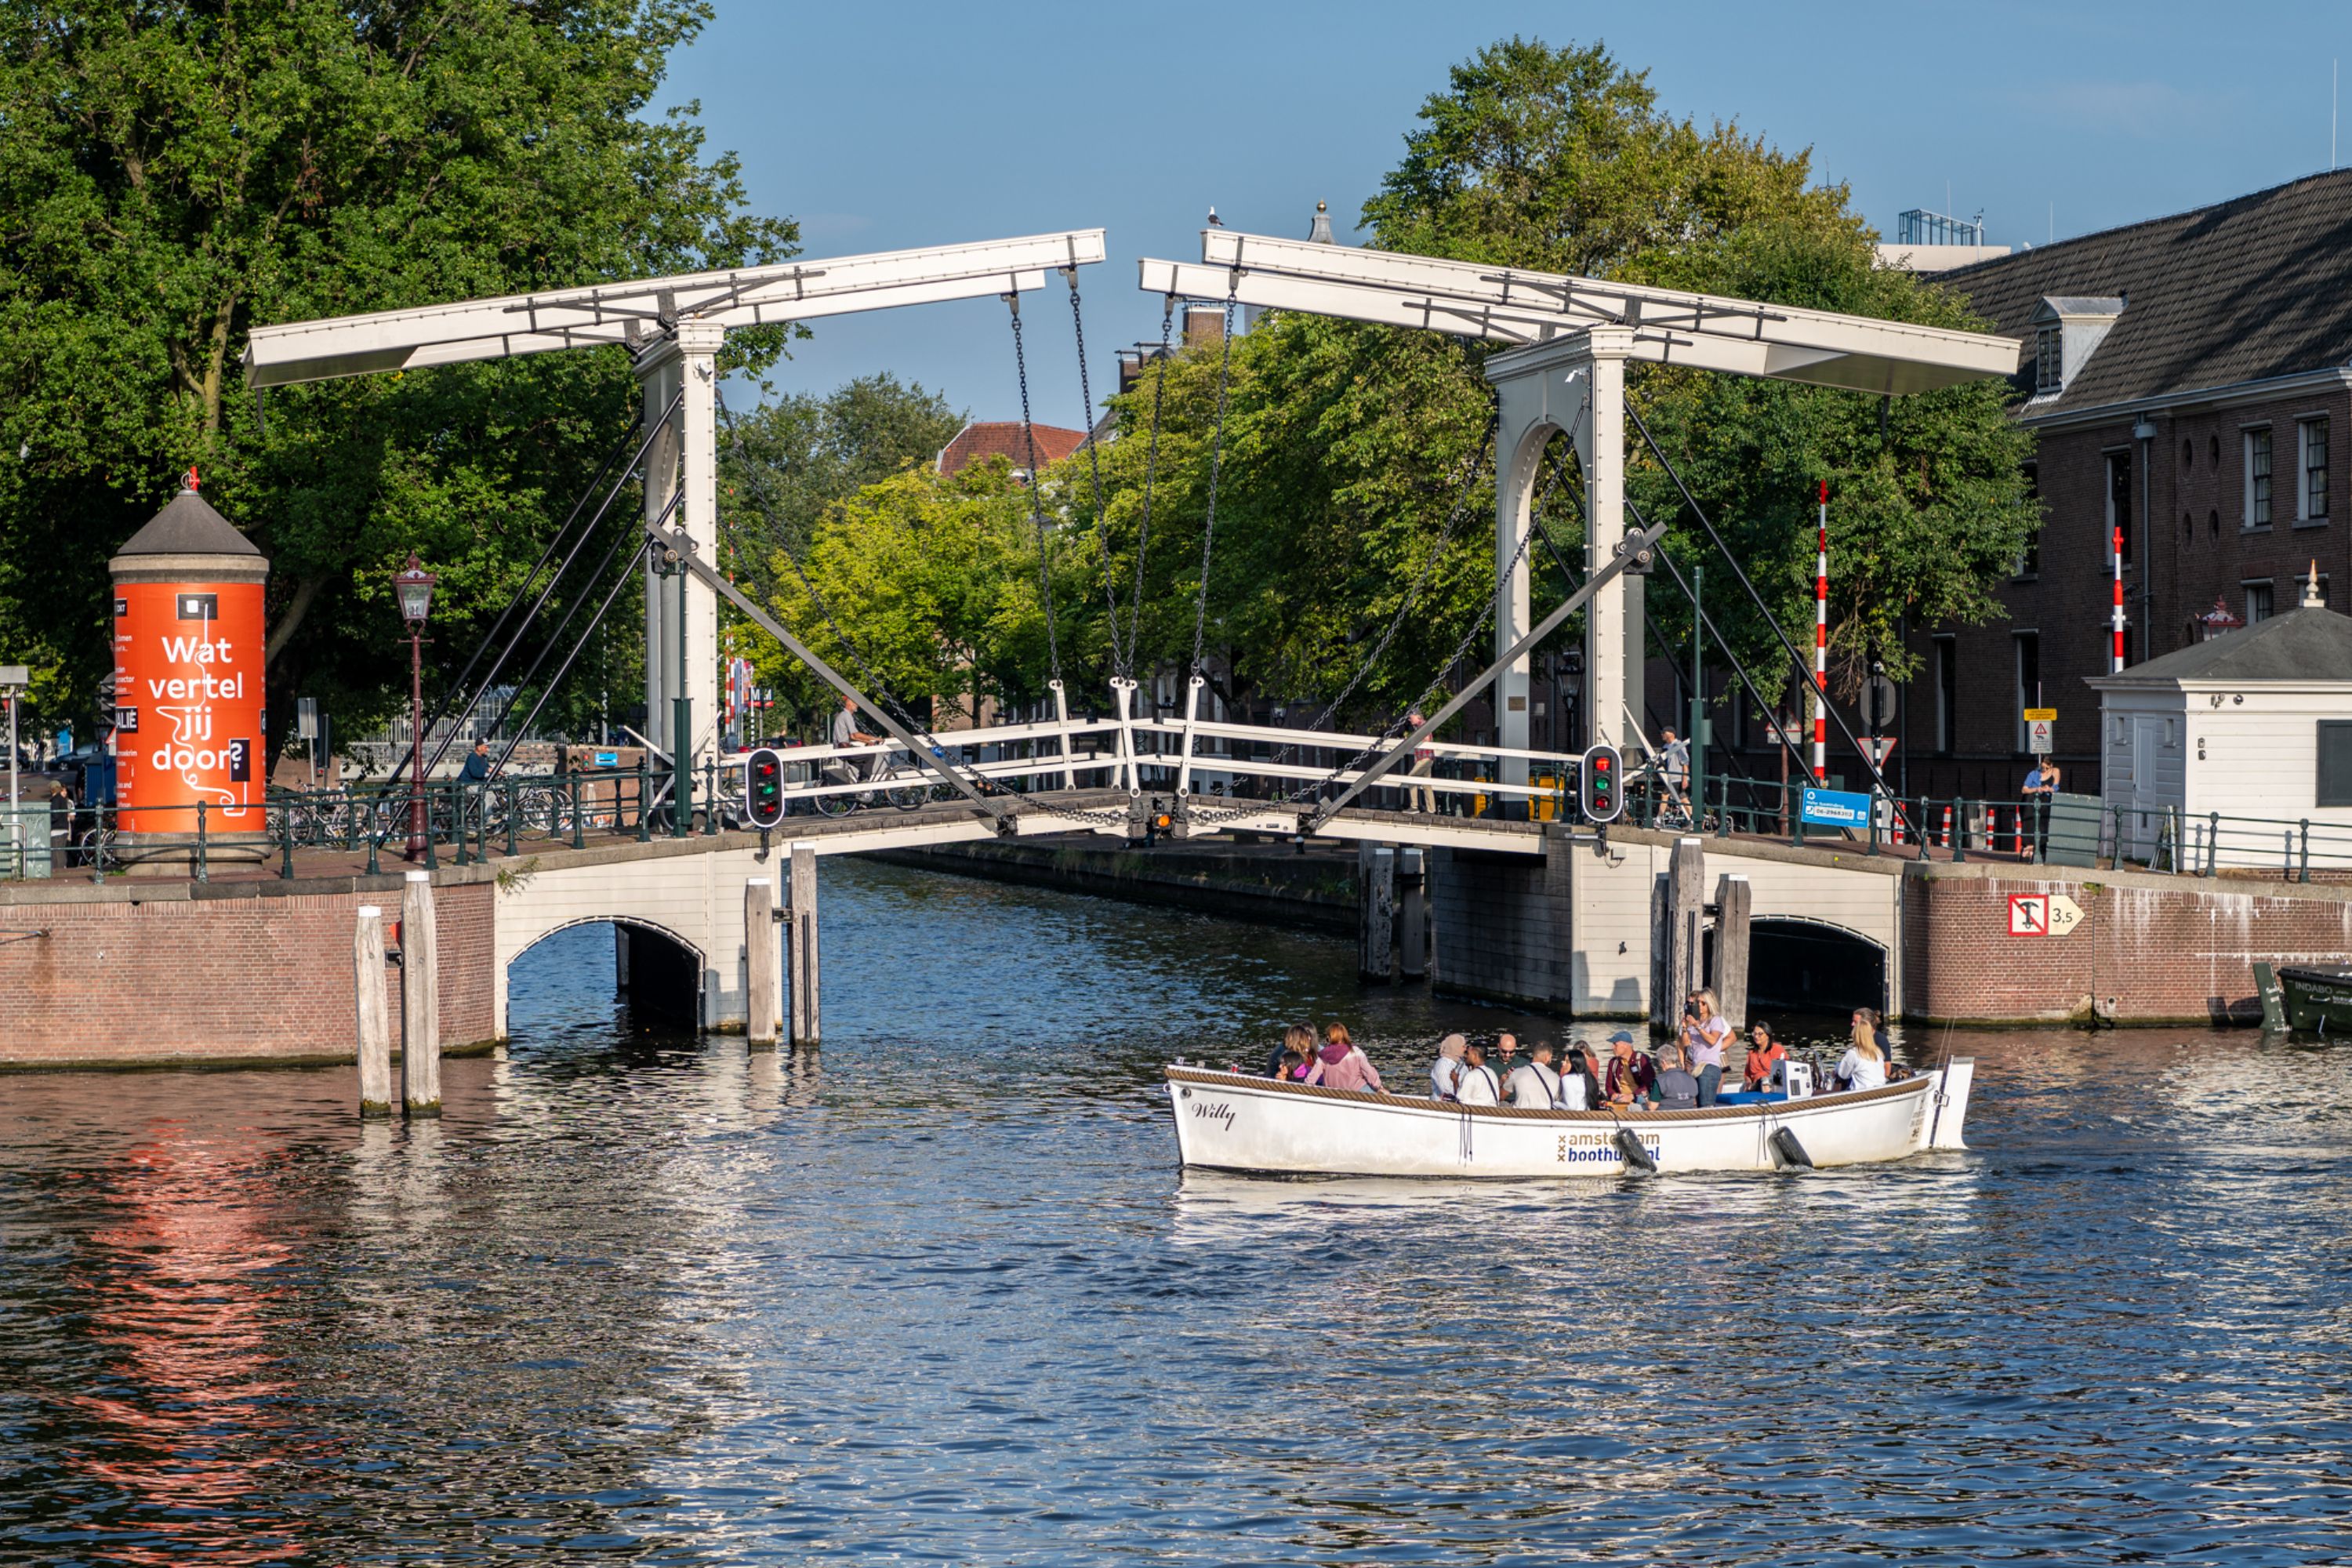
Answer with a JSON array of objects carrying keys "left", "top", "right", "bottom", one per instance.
[{"left": 1183, "top": 306, "right": 1225, "bottom": 350}]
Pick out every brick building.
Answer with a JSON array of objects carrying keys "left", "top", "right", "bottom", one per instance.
[
  {"left": 935, "top": 419, "right": 1087, "bottom": 481},
  {"left": 1893, "top": 169, "right": 2352, "bottom": 800}
]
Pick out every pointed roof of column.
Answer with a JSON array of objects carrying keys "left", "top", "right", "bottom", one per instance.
[
  {"left": 110, "top": 485, "right": 268, "bottom": 580},
  {"left": 1307, "top": 200, "right": 1335, "bottom": 244}
]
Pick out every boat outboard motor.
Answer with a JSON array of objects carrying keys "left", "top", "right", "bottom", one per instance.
[
  {"left": 1613, "top": 1128, "right": 1657, "bottom": 1173},
  {"left": 1769, "top": 1127, "right": 1813, "bottom": 1170}
]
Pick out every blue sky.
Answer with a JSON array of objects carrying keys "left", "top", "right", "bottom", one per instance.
[{"left": 662, "top": 0, "right": 2352, "bottom": 431}]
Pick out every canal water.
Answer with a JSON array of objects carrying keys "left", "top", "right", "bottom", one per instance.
[{"left": 2, "top": 858, "right": 2347, "bottom": 1564}]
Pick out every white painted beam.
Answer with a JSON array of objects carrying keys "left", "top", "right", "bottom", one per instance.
[{"left": 248, "top": 231, "right": 1105, "bottom": 387}]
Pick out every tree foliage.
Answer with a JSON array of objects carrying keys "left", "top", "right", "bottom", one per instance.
[
  {"left": 1037, "top": 35, "right": 2033, "bottom": 739},
  {"left": 753, "top": 459, "right": 1071, "bottom": 729},
  {"left": 0, "top": 0, "right": 793, "bottom": 750}
]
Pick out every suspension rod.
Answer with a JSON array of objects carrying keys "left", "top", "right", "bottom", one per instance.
[
  {"left": 500, "top": 539, "right": 658, "bottom": 756},
  {"left": 408, "top": 402, "right": 652, "bottom": 779},
  {"left": 488, "top": 485, "right": 682, "bottom": 772}
]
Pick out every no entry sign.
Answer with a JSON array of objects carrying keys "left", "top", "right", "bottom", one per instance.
[{"left": 2008, "top": 892, "right": 2085, "bottom": 936}]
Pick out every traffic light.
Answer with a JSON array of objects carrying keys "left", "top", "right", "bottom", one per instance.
[
  {"left": 745, "top": 746, "right": 786, "bottom": 830},
  {"left": 1578, "top": 743, "right": 1622, "bottom": 823}
]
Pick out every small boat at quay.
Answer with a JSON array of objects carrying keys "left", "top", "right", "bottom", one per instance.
[
  {"left": 1165, "top": 1059, "right": 1975, "bottom": 1178},
  {"left": 2265, "top": 963, "right": 2352, "bottom": 1033}
]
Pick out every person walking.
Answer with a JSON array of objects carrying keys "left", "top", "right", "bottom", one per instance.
[{"left": 1404, "top": 710, "right": 1437, "bottom": 814}]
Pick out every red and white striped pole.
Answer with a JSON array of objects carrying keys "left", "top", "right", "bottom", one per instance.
[
  {"left": 1813, "top": 481, "right": 1828, "bottom": 782},
  {"left": 2111, "top": 526, "right": 2126, "bottom": 672}
]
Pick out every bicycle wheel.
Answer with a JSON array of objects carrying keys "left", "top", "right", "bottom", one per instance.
[
  {"left": 812, "top": 788, "right": 856, "bottom": 818},
  {"left": 524, "top": 786, "right": 570, "bottom": 836},
  {"left": 886, "top": 775, "right": 929, "bottom": 811}
]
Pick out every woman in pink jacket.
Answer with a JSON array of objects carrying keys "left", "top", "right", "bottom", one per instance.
[{"left": 1303, "top": 1022, "right": 1384, "bottom": 1092}]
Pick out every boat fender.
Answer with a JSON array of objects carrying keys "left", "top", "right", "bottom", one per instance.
[
  {"left": 1769, "top": 1127, "right": 1813, "bottom": 1170},
  {"left": 1613, "top": 1128, "right": 1657, "bottom": 1173}
]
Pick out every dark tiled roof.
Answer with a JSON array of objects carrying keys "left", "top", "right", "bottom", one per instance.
[
  {"left": 2092, "top": 605, "right": 2352, "bottom": 685},
  {"left": 1942, "top": 169, "right": 2352, "bottom": 416},
  {"left": 936, "top": 421, "right": 1087, "bottom": 478},
  {"left": 112, "top": 488, "right": 262, "bottom": 557}
]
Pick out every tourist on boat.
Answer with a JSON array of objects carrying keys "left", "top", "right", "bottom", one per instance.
[
  {"left": 1428, "top": 1033, "right": 1468, "bottom": 1101},
  {"left": 1565, "top": 1042, "right": 1602, "bottom": 1111},
  {"left": 1504, "top": 1040, "right": 1563, "bottom": 1109},
  {"left": 1266, "top": 1023, "right": 1315, "bottom": 1079},
  {"left": 1742, "top": 1022, "right": 1789, "bottom": 1092},
  {"left": 1652, "top": 1044, "right": 1701, "bottom": 1110},
  {"left": 1453, "top": 1039, "right": 1502, "bottom": 1105},
  {"left": 1685, "top": 988, "right": 1733, "bottom": 1106},
  {"left": 1493, "top": 1031, "right": 1519, "bottom": 1076},
  {"left": 1266, "top": 1022, "right": 1316, "bottom": 1080},
  {"left": 1302, "top": 1022, "right": 1384, "bottom": 1093},
  {"left": 1603, "top": 1031, "right": 1654, "bottom": 1106},
  {"left": 1836, "top": 1019, "right": 1887, "bottom": 1092}
]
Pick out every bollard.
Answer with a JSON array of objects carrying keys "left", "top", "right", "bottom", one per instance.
[
  {"left": 505, "top": 775, "right": 518, "bottom": 857},
  {"left": 1358, "top": 843, "right": 1396, "bottom": 983},
  {"left": 1397, "top": 847, "right": 1428, "bottom": 981},
  {"left": 2207, "top": 811, "right": 2220, "bottom": 877},
  {"left": 400, "top": 870, "right": 441, "bottom": 1116},
  {"left": 195, "top": 800, "right": 208, "bottom": 882},
  {"left": 786, "top": 843, "right": 820, "bottom": 1047},
  {"left": 354, "top": 904, "right": 393, "bottom": 1117},
  {"left": 745, "top": 877, "right": 779, "bottom": 1048},
  {"left": 1711, "top": 873, "right": 1751, "bottom": 1029},
  {"left": 2301, "top": 820, "right": 2311, "bottom": 884},
  {"left": 280, "top": 807, "right": 296, "bottom": 879},
  {"left": 569, "top": 771, "right": 585, "bottom": 850},
  {"left": 636, "top": 750, "right": 652, "bottom": 841}
]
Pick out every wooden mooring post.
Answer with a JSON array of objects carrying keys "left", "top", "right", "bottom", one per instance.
[
  {"left": 1397, "top": 847, "right": 1428, "bottom": 982},
  {"left": 786, "top": 844, "right": 820, "bottom": 1047},
  {"left": 1653, "top": 837, "right": 1705, "bottom": 1025},
  {"left": 354, "top": 903, "right": 392, "bottom": 1118},
  {"left": 400, "top": 870, "right": 441, "bottom": 1116},
  {"left": 1358, "top": 843, "right": 1396, "bottom": 982},
  {"left": 1711, "top": 872, "right": 1751, "bottom": 1029},
  {"left": 745, "top": 876, "right": 779, "bottom": 1049}
]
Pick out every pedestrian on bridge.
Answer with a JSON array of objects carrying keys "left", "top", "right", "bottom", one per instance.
[{"left": 1404, "top": 710, "right": 1436, "bottom": 813}]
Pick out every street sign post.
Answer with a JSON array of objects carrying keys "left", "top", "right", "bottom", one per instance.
[{"left": 1800, "top": 786, "right": 1872, "bottom": 828}]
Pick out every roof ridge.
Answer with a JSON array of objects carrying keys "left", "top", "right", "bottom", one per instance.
[{"left": 1940, "top": 165, "right": 2352, "bottom": 281}]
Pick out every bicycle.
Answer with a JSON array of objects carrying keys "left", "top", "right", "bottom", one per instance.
[{"left": 810, "top": 748, "right": 933, "bottom": 816}]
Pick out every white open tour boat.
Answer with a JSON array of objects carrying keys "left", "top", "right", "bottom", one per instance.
[{"left": 1165, "top": 1058, "right": 1975, "bottom": 1178}]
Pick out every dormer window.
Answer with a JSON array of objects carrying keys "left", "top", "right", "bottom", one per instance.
[
  {"left": 2035, "top": 326, "right": 2063, "bottom": 393},
  {"left": 2027, "top": 295, "right": 2125, "bottom": 397}
]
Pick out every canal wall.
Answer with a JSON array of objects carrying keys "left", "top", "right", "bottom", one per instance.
[
  {"left": 1431, "top": 825, "right": 2352, "bottom": 1027},
  {"left": 868, "top": 838, "right": 1358, "bottom": 933},
  {"left": 0, "top": 875, "right": 497, "bottom": 1070}
]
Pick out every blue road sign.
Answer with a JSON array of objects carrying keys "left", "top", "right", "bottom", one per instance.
[{"left": 1800, "top": 787, "right": 1872, "bottom": 828}]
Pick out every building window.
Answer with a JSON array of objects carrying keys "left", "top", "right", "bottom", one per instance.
[
  {"left": 2320, "top": 721, "right": 2352, "bottom": 807},
  {"left": 2106, "top": 450, "right": 2132, "bottom": 563},
  {"left": 1933, "top": 637, "right": 1958, "bottom": 756},
  {"left": 2301, "top": 417, "right": 2329, "bottom": 521},
  {"left": 2182, "top": 437, "right": 2194, "bottom": 468},
  {"left": 2209, "top": 506, "right": 2220, "bottom": 537},
  {"left": 2183, "top": 510, "right": 2193, "bottom": 544},
  {"left": 2245, "top": 427, "right": 2273, "bottom": 528},
  {"left": 2211, "top": 434, "right": 2221, "bottom": 466},
  {"left": 2035, "top": 327, "right": 2062, "bottom": 394},
  {"left": 2013, "top": 632, "right": 2040, "bottom": 754},
  {"left": 2245, "top": 580, "right": 2275, "bottom": 623}
]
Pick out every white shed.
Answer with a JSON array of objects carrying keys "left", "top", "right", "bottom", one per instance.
[{"left": 2089, "top": 583, "right": 2352, "bottom": 870}]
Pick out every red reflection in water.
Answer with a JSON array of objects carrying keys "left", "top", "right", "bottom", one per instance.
[{"left": 65, "top": 1125, "right": 311, "bottom": 1564}]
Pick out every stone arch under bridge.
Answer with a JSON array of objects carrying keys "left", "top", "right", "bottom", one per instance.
[
  {"left": 491, "top": 840, "right": 789, "bottom": 1038},
  {"left": 1430, "top": 827, "right": 1907, "bottom": 1023}
]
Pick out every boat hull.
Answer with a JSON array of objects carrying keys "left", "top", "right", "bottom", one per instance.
[
  {"left": 2275, "top": 965, "right": 2352, "bottom": 1033},
  {"left": 1166, "top": 1061, "right": 1973, "bottom": 1178}
]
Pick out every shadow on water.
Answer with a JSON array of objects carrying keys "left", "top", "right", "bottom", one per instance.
[{"left": 2, "top": 854, "right": 2348, "bottom": 1564}]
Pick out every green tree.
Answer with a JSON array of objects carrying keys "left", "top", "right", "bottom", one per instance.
[
  {"left": 1061, "top": 35, "right": 2033, "bottom": 740},
  {"left": 719, "top": 373, "right": 965, "bottom": 561},
  {"left": 756, "top": 459, "right": 1069, "bottom": 730},
  {"left": 0, "top": 1, "right": 794, "bottom": 753}
]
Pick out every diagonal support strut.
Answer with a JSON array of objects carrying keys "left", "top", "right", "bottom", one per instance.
[{"left": 1302, "top": 515, "right": 1675, "bottom": 834}]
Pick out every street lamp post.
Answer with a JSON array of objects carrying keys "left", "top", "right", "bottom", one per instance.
[{"left": 394, "top": 555, "right": 437, "bottom": 860}]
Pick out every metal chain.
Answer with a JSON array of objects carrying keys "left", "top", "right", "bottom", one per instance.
[
  {"left": 1186, "top": 292, "right": 1237, "bottom": 678},
  {"left": 1065, "top": 269, "right": 1128, "bottom": 679},
  {"left": 1123, "top": 294, "right": 1178, "bottom": 680},
  {"left": 1007, "top": 295, "right": 1065, "bottom": 686}
]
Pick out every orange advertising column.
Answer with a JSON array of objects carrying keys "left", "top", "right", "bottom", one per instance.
[{"left": 107, "top": 486, "right": 270, "bottom": 845}]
